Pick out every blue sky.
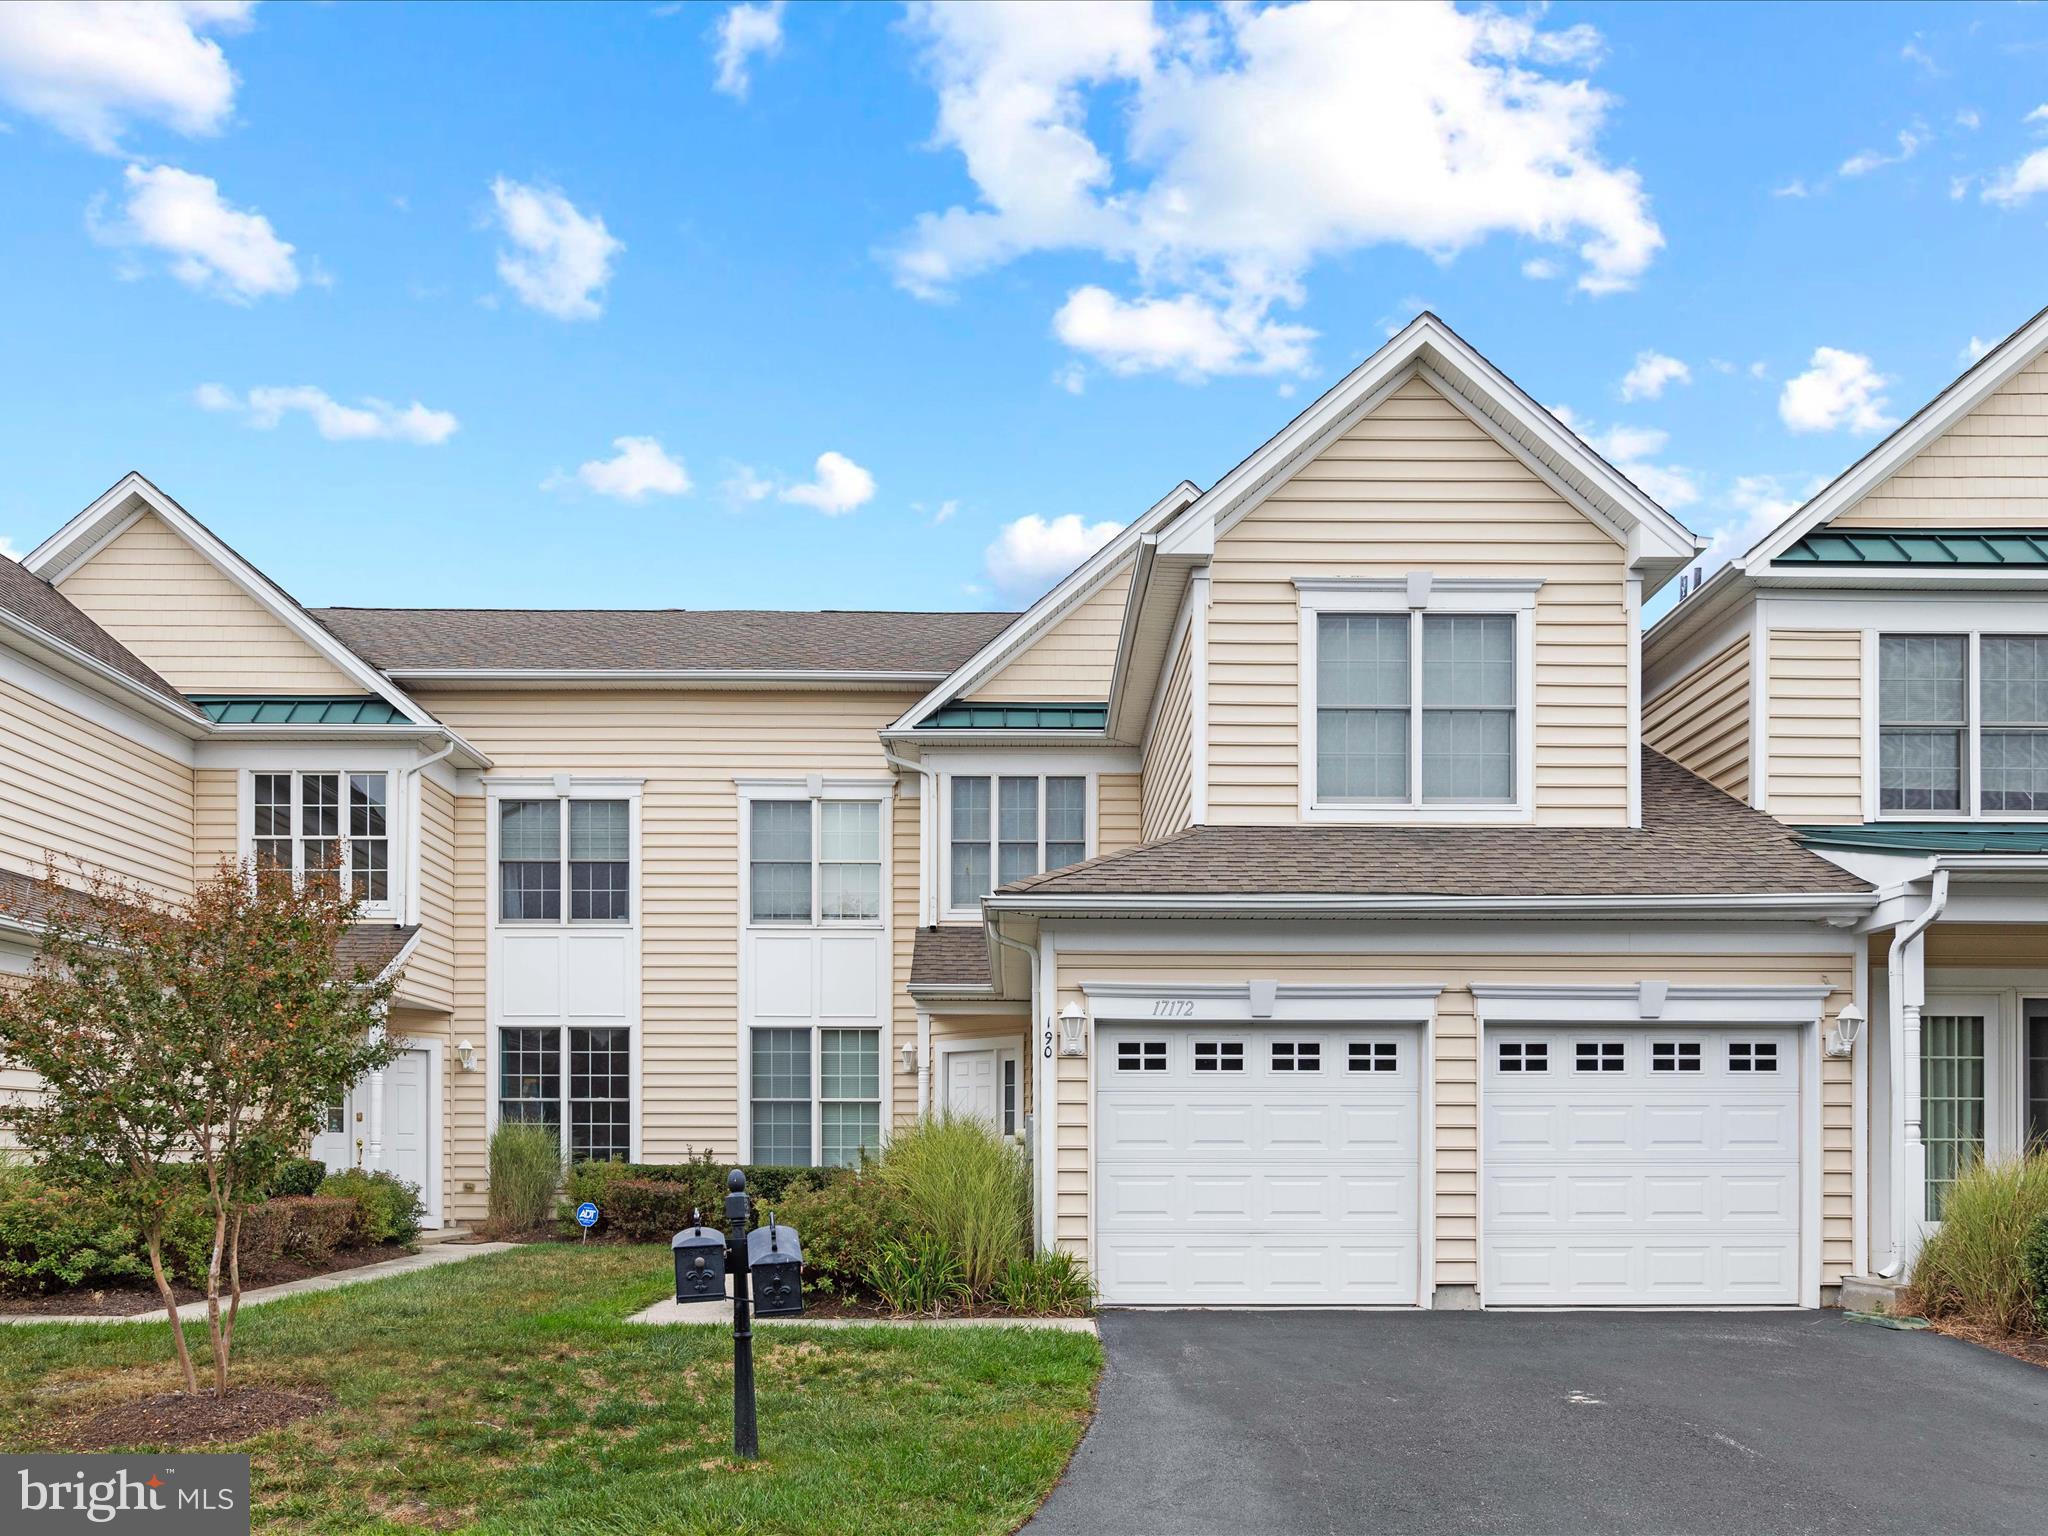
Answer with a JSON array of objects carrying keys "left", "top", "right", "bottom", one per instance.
[{"left": 1, "top": 2, "right": 2045, "bottom": 622}]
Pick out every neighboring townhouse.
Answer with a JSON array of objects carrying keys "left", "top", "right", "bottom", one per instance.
[
  {"left": 1646, "top": 300, "right": 2048, "bottom": 1295},
  {"left": 4, "top": 312, "right": 1913, "bottom": 1313}
]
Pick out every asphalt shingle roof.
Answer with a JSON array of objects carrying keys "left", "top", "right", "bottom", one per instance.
[
  {"left": 999, "top": 752, "right": 1872, "bottom": 902},
  {"left": 0, "top": 557, "right": 196, "bottom": 714},
  {"left": 910, "top": 925, "right": 992, "bottom": 991},
  {"left": 309, "top": 607, "right": 1020, "bottom": 676}
]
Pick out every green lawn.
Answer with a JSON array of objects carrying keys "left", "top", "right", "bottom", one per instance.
[{"left": 0, "top": 1246, "right": 1102, "bottom": 1534}]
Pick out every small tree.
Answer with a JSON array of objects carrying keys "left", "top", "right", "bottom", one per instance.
[{"left": 0, "top": 858, "right": 399, "bottom": 1396}]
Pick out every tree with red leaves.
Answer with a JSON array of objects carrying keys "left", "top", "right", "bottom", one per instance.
[{"left": 0, "top": 858, "right": 400, "bottom": 1396}]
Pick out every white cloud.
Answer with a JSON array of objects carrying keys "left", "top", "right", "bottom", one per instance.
[
  {"left": 1520, "top": 257, "right": 1559, "bottom": 280},
  {"left": 488, "top": 177, "right": 622, "bottom": 320},
  {"left": 1551, "top": 407, "right": 1697, "bottom": 510},
  {"left": 1053, "top": 362, "right": 1088, "bottom": 395},
  {"left": 0, "top": 1, "right": 249, "bottom": 153},
  {"left": 196, "top": 383, "right": 458, "bottom": 444},
  {"left": 1619, "top": 350, "right": 1690, "bottom": 402},
  {"left": 2029, "top": 105, "right": 2048, "bottom": 126},
  {"left": 896, "top": 1, "right": 1661, "bottom": 381},
  {"left": 1779, "top": 347, "right": 1895, "bottom": 434},
  {"left": 1964, "top": 335, "right": 1995, "bottom": 364},
  {"left": 1771, "top": 178, "right": 1810, "bottom": 199},
  {"left": 712, "top": 1, "right": 784, "bottom": 99},
  {"left": 985, "top": 512, "right": 1122, "bottom": 597},
  {"left": 1839, "top": 127, "right": 1922, "bottom": 178},
  {"left": 931, "top": 499, "right": 958, "bottom": 525},
  {"left": 1694, "top": 473, "right": 1806, "bottom": 574},
  {"left": 1900, "top": 38, "right": 1939, "bottom": 75},
  {"left": 1955, "top": 108, "right": 1981, "bottom": 131},
  {"left": 558, "top": 436, "right": 691, "bottom": 501},
  {"left": 780, "top": 451, "right": 875, "bottom": 515},
  {"left": 1984, "top": 147, "right": 2048, "bottom": 208},
  {"left": 1052, "top": 285, "right": 1312, "bottom": 379},
  {"left": 89, "top": 163, "right": 298, "bottom": 302},
  {"left": 0, "top": 536, "right": 20, "bottom": 562}
]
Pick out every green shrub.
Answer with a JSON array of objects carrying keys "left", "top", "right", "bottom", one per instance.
[
  {"left": 319, "top": 1169, "right": 421, "bottom": 1247},
  {"left": 487, "top": 1123, "right": 561, "bottom": 1233},
  {"left": 2023, "top": 1215, "right": 2048, "bottom": 1333},
  {"left": 558, "top": 1154, "right": 841, "bottom": 1237},
  {"left": 596, "top": 1178, "right": 703, "bottom": 1242},
  {"left": 995, "top": 1250, "right": 1094, "bottom": 1316},
  {"left": 1908, "top": 1153, "right": 2048, "bottom": 1332},
  {"left": 773, "top": 1171, "right": 908, "bottom": 1296},
  {"left": 269, "top": 1157, "right": 328, "bottom": 1198},
  {"left": 866, "top": 1232, "right": 968, "bottom": 1315},
  {"left": 0, "top": 1166, "right": 148, "bottom": 1293},
  {"left": 869, "top": 1114, "right": 1030, "bottom": 1298}
]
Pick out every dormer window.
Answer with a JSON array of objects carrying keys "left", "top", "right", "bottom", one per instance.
[
  {"left": 252, "top": 770, "right": 389, "bottom": 907},
  {"left": 945, "top": 773, "right": 1088, "bottom": 912},
  {"left": 1298, "top": 577, "right": 1538, "bottom": 821},
  {"left": 1879, "top": 631, "right": 2048, "bottom": 816}
]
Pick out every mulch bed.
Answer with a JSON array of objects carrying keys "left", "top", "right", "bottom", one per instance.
[
  {"left": 50, "top": 1387, "right": 332, "bottom": 1451},
  {"left": 1926, "top": 1316, "right": 2048, "bottom": 1369},
  {"left": 0, "top": 1244, "right": 412, "bottom": 1318}
]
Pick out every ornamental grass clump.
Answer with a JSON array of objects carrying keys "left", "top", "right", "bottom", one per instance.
[
  {"left": 487, "top": 1123, "right": 561, "bottom": 1235},
  {"left": 1908, "top": 1153, "right": 2048, "bottom": 1334},
  {"left": 869, "top": 1113, "right": 1030, "bottom": 1300}
]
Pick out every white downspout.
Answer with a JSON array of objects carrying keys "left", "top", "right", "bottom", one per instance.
[
  {"left": 403, "top": 739, "right": 459, "bottom": 927},
  {"left": 914, "top": 1007, "right": 932, "bottom": 1118},
  {"left": 987, "top": 923, "right": 1043, "bottom": 1243},
  {"left": 882, "top": 747, "right": 938, "bottom": 928},
  {"left": 1879, "top": 867, "right": 1949, "bottom": 1278}
]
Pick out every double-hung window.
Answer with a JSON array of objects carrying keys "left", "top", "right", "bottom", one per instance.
[
  {"left": 1879, "top": 632, "right": 2048, "bottom": 816},
  {"left": 946, "top": 774, "right": 1087, "bottom": 910},
  {"left": 497, "top": 796, "right": 633, "bottom": 922},
  {"left": 747, "top": 799, "right": 882, "bottom": 922},
  {"left": 1303, "top": 578, "right": 1536, "bottom": 817},
  {"left": 251, "top": 770, "right": 390, "bottom": 908},
  {"left": 497, "top": 1024, "right": 632, "bottom": 1163}
]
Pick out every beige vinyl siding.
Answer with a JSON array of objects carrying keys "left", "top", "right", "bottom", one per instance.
[
  {"left": 448, "top": 790, "right": 488, "bottom": 1225},
  {"left": 890, "top": 799, "right": 920, "bottom": 1130},
  {"left": 1643, "top": 635, "right": 1751, "bottom": 801},
  {"left": 1097, "top": 773, "right": 1141, "bottom": 858},
  {"left": 0, "top": 673, "right": 193, "bottom": 898},
  {"left": 1766, "top": 630, "right": 1863, "bottom": 823},
  {"left": 1055, "top": 946, "right": 1855, "bottom": 1288},
  {"left": 1924, "top": 922, "right": 2048, "bottom": 968},
  {"left": 193, "top": 768, "right": 238, "bottom": 873},
  {"left": 420, "top": 686, "right": 918, "bottom": 1192},
  {"left": 1835, "top": 350, "right": 2048, "bottom": 527},
  {"left": 57, "top": 511, "right": 360, "bottom": 694},
  {"left": 402, "top": 777, "right": 457, "bottom": 1014},
  {"left": 965, "top": 568, "right": 1130, "bottom": 702},
  {"left": 1141, "top": 623, "right": 1195, "bottom": 841},
  {"left": 1206, "top": 375, "right": 1632, "bottom": 827}
]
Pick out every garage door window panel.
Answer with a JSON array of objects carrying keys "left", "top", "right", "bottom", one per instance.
[
  {"left": 1652, "top": 1040, "right": 1702, "bottom": 1073},
  {"left": 1576, "top": 1041, "right": 1625, "bottom": 1073},
  {"left": 1498, "top": 1040, "right": 1548, "bottom": 1072},
  {"left": 1272, "top": 1041, "right": 1321, "bottom": 1072},
  {"left": 1350, "top": 1040, "right": 1398, "bottom": 1073},
  {"left": 1194, "top": 1041, "right": 1245, "bottom": 1072},
  {"left": 1117, "top": 1039, "right": 1167, "bottom": 1073}
]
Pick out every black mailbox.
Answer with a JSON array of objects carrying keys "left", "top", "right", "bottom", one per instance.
[
  {"left": 672, "top": 1212, "right": 728, "bottom": 1304},
  {"left": 747, "top": 1214, "right": 803, "bottom": 1317}
]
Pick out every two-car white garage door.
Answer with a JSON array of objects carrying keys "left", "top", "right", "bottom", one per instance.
[{"left": 1093, "top": 1020, "right": 1802, "bottom": 1308}]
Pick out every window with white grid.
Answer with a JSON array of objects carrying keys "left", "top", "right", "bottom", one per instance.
[
  {"left": 251, "top": 770, "right": 391, "bottom": 910},
  {"left": 748, "top": 798, "right": 880, "bottom": 924},
  {"left": 1981, "top": 636, "right": 2048, "bottom": 813},
  {"left": 499, "top": 795, "right": 632, "bottom": 924},
  {"left": 947, "top": 774, "right": 1088, "bottom": 911},
  {"left": 1880, "top": 634, "right": 1967, "bottom": 813}
]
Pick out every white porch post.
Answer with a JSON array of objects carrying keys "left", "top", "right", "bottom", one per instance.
[
  {"left": 363, "top": 1006, "right": 389, "bottom": 1174},
  {"left": 1900, "top": 934, "right": 1925, "bottom": 1247}
]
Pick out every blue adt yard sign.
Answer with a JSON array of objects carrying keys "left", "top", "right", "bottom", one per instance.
[{"left": 575, "top": 1202, "right": 600, "bottom": 1229}]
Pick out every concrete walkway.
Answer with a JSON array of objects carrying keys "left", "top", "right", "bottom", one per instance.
[
  {"left": 628, "top": 1293, "right": 1097, "bottom": 1332},
  {"left": 1, "top": 1241, "right": 518, "bottom": 1326}
]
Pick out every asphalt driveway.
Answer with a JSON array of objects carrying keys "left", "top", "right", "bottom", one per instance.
[{"left": 1025, "top": 1310, "right": 2048, "bottom": 1536}]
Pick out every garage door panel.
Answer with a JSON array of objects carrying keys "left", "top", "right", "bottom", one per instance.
[
  {"left": 1096, "top": 1024, "right": 1421, "bottom": 1306},
  {"left": 1483, "top": 1025, "right": 1802, "bottom": 1306}
]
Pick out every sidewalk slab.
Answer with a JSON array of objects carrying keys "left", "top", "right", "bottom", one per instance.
[
  {"left": 627, "top": 1295, "right": 1096, "bottom": 1332},
  {"left": 1, "top": 1241, "right": 519, "bottom": 1326}
]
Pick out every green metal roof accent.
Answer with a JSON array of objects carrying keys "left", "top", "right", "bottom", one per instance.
[
  {"left": 190, "top": 695, "right": 412, "bottom": 726},
  {"left": 917, "top": 703, "right": 1109, "bottom": 731},
  {"left": 1796, "top": 821, "right": 2048, "bottom": 855},
  {"left": 1780, "top": 528, "right": 2048, "bottom": 567}
]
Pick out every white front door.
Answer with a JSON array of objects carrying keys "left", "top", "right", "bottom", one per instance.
[
  {"left": 943, "top": 1044, "right": 1021, "bottom": 1136},
  {"left": 1483, "top": 1026, "right": 1801, "bottom": 1306},
  {"left": 383, "top": 1050, "right": 429, "bottom": 1197},
  {"left": 1094, "top": 1024, "right": 1422, "bottom": 1306}
]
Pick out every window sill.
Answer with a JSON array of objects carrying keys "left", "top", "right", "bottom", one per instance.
[{"left": 1302, "top": 802, "right": 1533, "bottom": 825}]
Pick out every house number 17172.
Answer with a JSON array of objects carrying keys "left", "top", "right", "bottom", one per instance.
[{"left": 1151, "top": 999, "right": 1195, "bottom": 1017}]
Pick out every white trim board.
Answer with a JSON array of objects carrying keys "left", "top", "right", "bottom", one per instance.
[{"left": 1081, "top": 981, "right": 1443, "bottom": 1023}]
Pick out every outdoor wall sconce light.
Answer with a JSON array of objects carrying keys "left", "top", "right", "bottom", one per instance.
[
  {"left": 1058, "top": 1002, "right": 1087, "bottom": 1057},
  {"left": 899, "top": 1040, "right": 918, "bottom": 1075},
  {"left": 456, "top": 1038, "right": 477, "bottom": 1072},
  {"left": 1824, "top": 1003, "right": 1865, "bottom": 1060}
]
